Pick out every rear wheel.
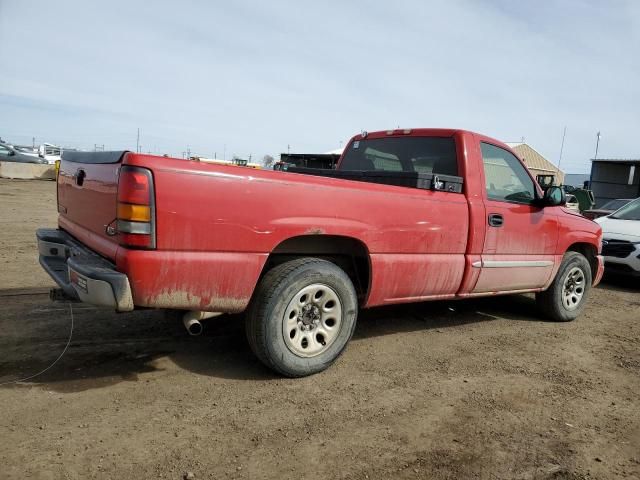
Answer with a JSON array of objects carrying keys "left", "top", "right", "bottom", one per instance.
[
  {"left": 246, "top": 258, "right": 358, "bottom": 377},
  {"left": 536, "top": 252, "right": 592, "bottom": 322}
]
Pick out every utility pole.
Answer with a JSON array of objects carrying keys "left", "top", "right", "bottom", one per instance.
[
  {"left": 594, "top": 131, "right": 601, "bottom": 160},
  {"left": 32, "top": 137, "right": 35, "bottom": 149},
  {"left": 557, "top": 126, "right": 567, "bottom": 171},
  {"left": 136, "top": 128, "right": 140, "bottom": 153}
]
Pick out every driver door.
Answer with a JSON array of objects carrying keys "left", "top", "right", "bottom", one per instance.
[{"left": 472, "top": 142, "right": 558, "bottom": 293}]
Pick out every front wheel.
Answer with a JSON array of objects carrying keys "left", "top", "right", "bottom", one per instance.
[
  {"left": 246, "top": 258, "right": 358, "bottom": 377},
  {"left": 536, "top": 252, "right": 592, "bottom": 322}
]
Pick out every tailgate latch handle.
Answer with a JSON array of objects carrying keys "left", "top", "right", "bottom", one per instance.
[{"left": 75, "top": 169, "right": 86, "bottom": 187}]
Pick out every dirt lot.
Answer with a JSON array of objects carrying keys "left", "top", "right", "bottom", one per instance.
[{"left": 0, "top": 178, "right": 639, "bottom": 480}]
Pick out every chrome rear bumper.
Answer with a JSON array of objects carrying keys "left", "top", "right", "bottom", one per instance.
[{"left": 37, "top": 228, "right": 134, "bottom": 312}]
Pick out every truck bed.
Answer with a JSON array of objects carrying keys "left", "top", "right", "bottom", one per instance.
[{"left": 55, "top": 152, "right": 470, "bottom": 312}]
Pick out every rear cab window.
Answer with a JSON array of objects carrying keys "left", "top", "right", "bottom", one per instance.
[{"left": 340, "top": 136, "right": 459, "bottom": 176}]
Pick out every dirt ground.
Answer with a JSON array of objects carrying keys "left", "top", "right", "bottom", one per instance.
[{"left": 0, "top": 177, "right": 639, "bottom": 480}]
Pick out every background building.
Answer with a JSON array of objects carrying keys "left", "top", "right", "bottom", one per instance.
[
  {"left": 589, "top": 158, "right": 640, "bottom": 207},
  {"left": 506, "top": 142, "right": 565, "bottom": 185}
]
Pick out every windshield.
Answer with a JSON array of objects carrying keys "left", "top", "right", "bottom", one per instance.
[
  {"left": 601, "top": 199, "right": 630, "bottom": 210},
  {"left": 609, "top": 197, "right": 640, "bottom": 220}
]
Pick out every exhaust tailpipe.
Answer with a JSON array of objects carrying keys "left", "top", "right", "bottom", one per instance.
[
  {"left": 183, "top": 317, "right": 203, "bottom": 336},
  {"left": 182, "top": 311, "right": 222, "bottom": 336}
]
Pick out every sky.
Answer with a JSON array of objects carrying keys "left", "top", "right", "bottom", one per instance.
[{"left": 0, "top": 0, "right": 638, "bottom": 172}]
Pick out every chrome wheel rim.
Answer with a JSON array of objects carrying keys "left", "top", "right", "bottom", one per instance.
[
  {"left": 562, "top": 266, "right": 585, "bottom": 311},
  {"left": 282, "top": 283, "right": 343, "bottom": 358}
]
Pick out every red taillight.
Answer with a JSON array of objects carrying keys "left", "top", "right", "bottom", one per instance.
[
  {"left": 119, "top": 233, "right": 153, "bottom": 248},
  {"left": 118, "top": 169, "right": 151, "bottom": 205},
  {"left": 117, "top": 166, "right": 156, "bottom": 249}
]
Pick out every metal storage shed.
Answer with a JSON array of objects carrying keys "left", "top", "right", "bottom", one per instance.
[{"left": 589, "top": 159, "right": 640, "bottom": 207}]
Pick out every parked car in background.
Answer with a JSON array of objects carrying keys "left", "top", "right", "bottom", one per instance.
[
  {"left": 595, "top": 197, "right": 640, "bottom": 276},
  {"left": 565, "top": 194, "right": 580, "bottom": 213},
  {"left": 583, "top": 198, "right": 634, "bottom": 220},
  {"left": 13, "top": 145, "right": 40, "bottom": 158},
  {"left": 563, "top": 187, "right": 595, "bottom": 213},
  {"left": 0, "top": 142, "right": 48, "bottom": 164},
  {"left": 37, "top": 143, "right": 62, "bottom": 164}
]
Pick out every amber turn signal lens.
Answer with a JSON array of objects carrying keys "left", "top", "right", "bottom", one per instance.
[{"left": 117, "top": 203, "right": 151, "bottom": 222}]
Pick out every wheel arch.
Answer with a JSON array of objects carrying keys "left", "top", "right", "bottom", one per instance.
[
  {"left": 261, "top": 235, "right": 372, "bottom": 303},
  {"left": 566, "top": 242, "right": 598, "bottom": 281}
]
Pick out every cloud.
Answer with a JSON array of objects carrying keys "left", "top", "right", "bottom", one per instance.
[{"left": 1, "top": 0, "right": 638, "bottom": 171}]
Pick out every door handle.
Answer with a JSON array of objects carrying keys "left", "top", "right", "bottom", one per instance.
[{"left": 488, "top": 213, "right": 503, "bottom": 227}]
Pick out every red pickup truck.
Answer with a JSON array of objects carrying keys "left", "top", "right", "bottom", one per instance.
[{"left": 37, "top": 128, "right": 604, "bottom": 377}]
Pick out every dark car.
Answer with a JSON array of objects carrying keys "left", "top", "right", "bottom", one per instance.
[
  {"left": 583, "top": 199, "right": 634, "bottom": 220},
  {"left": 0, "top": 142, "right": 47, "bottom": 164}
]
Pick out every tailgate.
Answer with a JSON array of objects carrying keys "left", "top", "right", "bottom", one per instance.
[{"left": 57, "top": 151, "right": 126, "bottom": 260}]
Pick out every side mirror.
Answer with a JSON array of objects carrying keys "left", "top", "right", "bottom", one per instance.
[
  {"left": 543, "top": 185, "right": 566, "bottom": 207},
  {"left": 8, "top": 150, "right": 15, "bottom": 156}
]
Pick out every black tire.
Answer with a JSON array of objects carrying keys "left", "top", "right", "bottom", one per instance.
[
  {"left": 536, "top": 251, "right": 592, "bottom": 322},
  {"left": 245, "top": 258, "right": 358, "bottom": 377}
]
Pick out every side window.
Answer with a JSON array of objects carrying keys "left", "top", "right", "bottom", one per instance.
[
  {"left": 0, "top": 146, "right": 11, "bottom": 157},
  {"left": 481, "top": 143, "right": 536, "bottom": 204}
]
